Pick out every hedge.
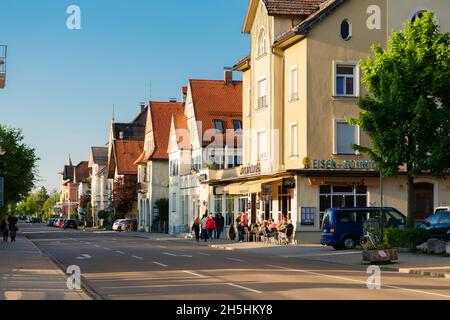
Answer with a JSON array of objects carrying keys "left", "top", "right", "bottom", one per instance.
[{"left": 384, "top": 228, "right": 430, "bottom": 250}]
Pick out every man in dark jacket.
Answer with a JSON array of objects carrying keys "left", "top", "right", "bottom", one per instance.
[
  {"left": 8, "top": 213, "right": 18, "bottom": 242},
  {"left": 215, "top": 213, "right": 225, "bottom": 239}
]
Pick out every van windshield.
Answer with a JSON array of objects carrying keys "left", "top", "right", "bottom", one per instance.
[{"left": 322, "top": 211, "right": 331, "bottom": 227}]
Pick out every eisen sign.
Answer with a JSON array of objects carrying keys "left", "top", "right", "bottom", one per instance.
[{"left": 312, "top": 159, "right": 377, "bottom": 170}]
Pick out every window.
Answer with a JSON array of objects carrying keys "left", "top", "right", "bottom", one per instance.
[
  {"left": 172, "top": 193, "right": 177, "bottom": 212},
  {"left": 170, "top": 160, "right": 179, "bottom": 177},
  {"left": 257, "top": 131, "right": 268, "bottom": 161},
  {"left": 232, "top": 120, "right": 242, "bottom": 133},
  {"left": 335, "top": 64, "right": 356, "bottom": 96},
  {"left": 290, "top": 66, "right": 298, "bottom": 101},
  {"left": 213, "top": 120, "right": 224, "bottom": 133},
  {"left": 257, "top": 79, "right": 267, "bottom": 109},
  {"left": 258, "top": 28, "right": 267, "bottom": 57},
  {"left": 340, "top": 19, "right": 352, "bottom": 40},
  {"left": 412, "top": 10, "right": 428, "bottom": 24},
  {"left": 335, "top": 121, "right": 357, "bottom": 155},
  {"left": 290, "top": 124, "right": 298, "bottom": 157},
  {"left": 301, "top": 207, "right": 315, "bottom": 226},
  {"left": 247, "top": 87, "right": 252, "bottom": 117},
  {"left": 214, "top": 195, "right": 223, "bottom": 213}
]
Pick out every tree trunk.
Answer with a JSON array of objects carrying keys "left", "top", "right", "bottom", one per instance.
[{"left": 407, "top": 173, "right": 415, "bottom": 226}]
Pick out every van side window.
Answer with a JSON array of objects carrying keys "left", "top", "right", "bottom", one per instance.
[
  {"left": 438, "top": 213, "right": 450, "bottom": 224},
  {"left": 338, "top": 211, "right": 357, "bottom": 223}
]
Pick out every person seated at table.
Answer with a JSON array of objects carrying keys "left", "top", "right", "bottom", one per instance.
[
  {"left": 278, "top": 220, "right": 287, "bottom": 233},
  {"left": 268, "top": 219, "right": 278, "bottom": 232}
]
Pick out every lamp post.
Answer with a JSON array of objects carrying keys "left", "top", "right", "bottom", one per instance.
[{"left": 380, "top": 172, "right": 384, "bottom": 243}]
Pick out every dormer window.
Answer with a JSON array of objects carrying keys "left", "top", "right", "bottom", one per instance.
[
  {"left": 213, "top": 120, "right": 224, "bottom": 134},
  {"left": 258, "top": 28, "right": 267, "bottom": 57}
]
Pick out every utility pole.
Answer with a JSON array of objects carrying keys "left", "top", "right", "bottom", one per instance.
[{"left": 380, "top": 172, "right": 384, "bottom": 243}]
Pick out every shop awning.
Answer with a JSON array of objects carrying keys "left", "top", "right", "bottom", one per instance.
[{"left": 223, "top": 178, "right": 282, "bottom": 195}]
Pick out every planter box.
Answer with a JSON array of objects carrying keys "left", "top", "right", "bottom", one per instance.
[{"left": 363, "top": 249, "right": 399, "bottom": 263}]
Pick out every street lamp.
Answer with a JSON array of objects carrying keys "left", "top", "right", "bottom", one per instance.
[{"left": 380, "top": 172, "right": 384, "bottom": 243}]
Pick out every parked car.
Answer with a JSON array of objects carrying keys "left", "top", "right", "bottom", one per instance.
[
  {"left": 64, "top": 220, "right": 78, "bottom": 230},
  {"left": 31, "top": 217, "right": 42, "bottom": 224},
  {"left": 321, "top": 207, "right": 407, "bottom": 250},
  {"left": 47, "top": 218, "right": 54, "bottom": 227},
  {"left": 55, "top": 219, "right": 65, "bottom": 228},
  {"left": 113, "top": 219, "right": 137, "bottom": 232},
  {"left": 434, "top": 207, "right": 450, "bottom": 214},
  {"left": 421, "top": 211, "right": 450, "bottom": 241}
]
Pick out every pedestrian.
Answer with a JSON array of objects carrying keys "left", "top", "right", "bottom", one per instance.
[
  {"left": 1, "top": 216, "right": 9, "bottom": 243},
  {"left": 206, "top": 214, "right": 216, "bottom": 241},
  {"left": 8, "top": 213, "right": 18, "bottom": 243},
  {"left": 236, "top": 212, "right": 244, "bottom": 242},
  {"left": 201, "top": 214, "right": 208, "bottom": 242},
  {"left": 191, "top": 217, "right": 201, "bottom": 243},
  {"left": 215, "top": 213, "right": 224, "bottom": 239}
]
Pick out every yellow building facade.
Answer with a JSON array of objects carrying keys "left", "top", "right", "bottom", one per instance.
[{"left": 206, "top": 0, "right": 450, "bottom": 236}]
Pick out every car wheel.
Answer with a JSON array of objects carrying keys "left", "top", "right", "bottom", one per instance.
[{"left": 343, "top": 237, "right": 356, "bottom": 250}]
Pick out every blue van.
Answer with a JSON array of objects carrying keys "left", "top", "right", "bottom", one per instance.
[{"left": 321, "top": 207, "right": 406, "bottom": 250}]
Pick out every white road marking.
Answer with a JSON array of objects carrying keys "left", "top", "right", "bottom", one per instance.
[
  {"left": 183, "top": 271, "right": 207, "bottom": 278},
  {"left": 76, "top": 254, "right": 92, "bottom": 260},
  {"left": 180, "top": 255, "right": 193, "bottom": 258},
  {"left": 116, "top": 251, "right": 125, "bottom": 255},
  {"left": 156, "top": 245, "right": 167, "bottom": 249},
  {"left": 104, "top": 247, "right": 112, "bottom": 251},
  {"left": 226, "top": 283, "right": 262, "bottom": 294},
  {"left": 162, "top": 252, "right": 177, "bottom": 257},
  {"left": 153, "top": 261, "right": 168, "bottom": 267},
  {"left": 266, "top": 265, "right": 450, "bottom": 299},
  {"left": 93, "top": 245, "right": 100, "bottom": 248},
  {"left": 198, "top": 253, "right": 211, "bottom": 256},
  {"left": 132, "top": 255, "right": 144, "bottom": 260},
  {"left": 226, "top": 257, "right": 244, "bottom": 262},
  {"left": 85, "top": 242, "right": 92, "bottom": 245}
]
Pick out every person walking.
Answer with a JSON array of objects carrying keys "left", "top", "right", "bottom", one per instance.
[
  {"left": 1, "top": 216, "right": 9, "bottom": 243},
  {"left": 201, "top": 214, "right": 208, "bottom": 242},
  {"left": 8, "top": 213, "right": 18, "bottom": 243},
  {"left": 191, "top": 217, "right": 201, "bottom": 243},
  {"left": 206, "top": 214, "right": 216, "bottom": 241},
  {"left": 215, "top": 213, "right": 224, "bottom": 239}
]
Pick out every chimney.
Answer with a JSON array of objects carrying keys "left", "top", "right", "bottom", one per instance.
[
  {"left": 181, "top": 86, "right": 187, "bottom": 103},
  {"left": 169, "top": 98, "right": 177, "bottom": 103},
  {"left": 119, "top": 131, "right": 124, "bottom": 140},
  {"left": 224, "top": 67, "right": 233, "bottom": 86},
  {"left": 140, "top": 102, "right": 146, "bottom": 112}
]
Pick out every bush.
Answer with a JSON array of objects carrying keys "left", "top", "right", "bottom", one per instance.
[
  {"left": 384, "top": 228, "right": 430, "bottom": 249},
  {"left": 98, "top": 210, "right": 109, "bottom": 220}
]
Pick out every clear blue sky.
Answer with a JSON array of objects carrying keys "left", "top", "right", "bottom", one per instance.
[{"left": 0, "top": 0, "right": 250, "bottom": 191}]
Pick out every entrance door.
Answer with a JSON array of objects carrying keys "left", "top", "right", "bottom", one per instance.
[
  {"left": 413, "top": 183, "right": 434, "bottom": 221},
  {"left": 251, "top": 193, "right": 257, "bottom": 225}
]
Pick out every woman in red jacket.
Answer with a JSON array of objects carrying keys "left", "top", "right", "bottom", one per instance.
[{"left": 206, "top": 215, "right": 216, "bottom": 241}]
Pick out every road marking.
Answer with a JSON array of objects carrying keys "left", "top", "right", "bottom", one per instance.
[
  {"left": 153, "top": 261, "right": 168, "bottom": 267},
  {"left": 156, "top": 245, "right": 167, "bottom": 249},
  {"left": 266, "top": 265, "right": 450, "bottom": 299},
  {"left": 226, "top": 257, "right": 244, "bottom": 262},
  {"left": 180, "top": 255, "right": 193, "bottom": 258},
  {"left": 226, "top": 283, "right": 262, "bottom": 294},
  {"left": 85, "top": 242, "right": 92, "bottom": 245},
  {"left": 93, "top": 245, "right": 100, "bottom": 248},
  {"left": 132, "top": 255, "right": 144, "bottom": 260},
  {"left": 104, "top": 247, "right": 112, "bottom": 251},
  {"left": 162, "top": 252, "right": 177, "bottom": 257},
  {"left": 183, "top": 271, "right": 207, "bottom": 278},
  {"left": 115, "top": 251, "right": 125, "bottom": 255},
  {"left": 76, "top": 254, "right": 92, "bottom": 260},
  {"left": 198, "top": 253, "right": 211, "bottom": 256}
]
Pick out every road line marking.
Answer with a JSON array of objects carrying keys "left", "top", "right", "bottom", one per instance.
[
  {"left": 226, "top": 283, "right": 262, "bottom": 294},
  {"left": 104, "top": 247, "right": 111, "bottom": 251},
  {"left": 156, "top": 245, "right": 167, "bottom": 249},
  {"left": 93, "top": 245, "right": 100, "bottom": 248},
  {"left": 153, "top": 261, "right": 168, "bottom": 267},
  {"left": 180, "top": 255, "right": 193, "bottom": 258},
  {"left": 198, "top": 253, "right": 211, "bottom": 256},
  {"left": 226, "top": 257, "right": 244, "bottom": 262},
  {"left": 183, "top": 271, "right": 207, "bottom": 278},
  {"left": 162, "top": 252, "right": 177, "bottom": 257},
  {"left": 116, "top": 251, "right": 125, "bottom": 255},
  {"left": 266, "top": 265, "right": 450, "bottom": 299},
  {"left": 85, "top": 242, "right": 92, "bottom": 245},
  {"left": 132, "top": 255, "right": 144, "bottom": 260}
]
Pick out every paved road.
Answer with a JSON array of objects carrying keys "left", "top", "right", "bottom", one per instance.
[{"left": 22, "top": 224, "right": 450, "bottom": 300}]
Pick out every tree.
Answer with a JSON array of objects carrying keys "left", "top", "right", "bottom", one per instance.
[
  {"left": 43, "top": 190, "right": 60, "bottom": 216},
  {"left": 112, "top": 176, "right": 136, "bottom": 215},
  {"left": 352, "top": 12, "right": 450, "bottom": 218},
  {"left": 0, "top": 125, "right": 39, "bottom": 217}
]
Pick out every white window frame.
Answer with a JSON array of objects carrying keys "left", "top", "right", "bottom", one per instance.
[
  {"left": 257, "top": 130, "right": 268, "bottom": 161},
  {"left": 172, "top": 193, "right": 177, "bottom": 212},
  {"left": 247, "top": 87, "right": 252, "bottom": 117},
  {"left": 289, "top": 65, "right": 299, "bottom": 101},
  {"left": 257, "top": 27, "right": 267, "bottom": 57},
  {"left": 289, "top": 122, "right": 298, "bottom": 158},
  {"left": 333, "top": 119, "right": 360, "bottom": 155},
  {"left": 333, "top": 61, "right": 359, "bottom": 97},
  {"left": 257, "top": 77, "right": 268, "bottom": 109}
]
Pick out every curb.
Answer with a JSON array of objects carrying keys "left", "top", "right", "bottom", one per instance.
[
  {"left": 24, "top": 235, "right": 104, "bottom": 301},
  {"left": 399, "top": 268, "right": 450, "bottom": 279}
]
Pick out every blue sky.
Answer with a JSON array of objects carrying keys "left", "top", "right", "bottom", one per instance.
[{"left": 0, "top": 0, "right": 250, "bottom": 191}]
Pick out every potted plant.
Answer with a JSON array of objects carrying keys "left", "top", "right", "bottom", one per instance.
[{"left": 361, "top": 241, "right": 399, "bottom": 264}]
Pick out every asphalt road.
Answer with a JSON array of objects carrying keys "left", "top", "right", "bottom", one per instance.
[{"left": 21, "top": 224, "right": 450, "bottom": 300}]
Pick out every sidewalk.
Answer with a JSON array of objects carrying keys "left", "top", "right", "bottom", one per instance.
[{"left": 0, "top": 233, "right": 90, "bottom": 300}]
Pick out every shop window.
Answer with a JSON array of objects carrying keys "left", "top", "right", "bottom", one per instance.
[
  {"left": 214, "top": 195, "right": 223, "bottom": 214},
  {"left": 319, "top": 185, "right": 368, "bottom": 221},
  {"left": 301, "top": 207, "right": 315, "bottom": 226},
  {"left": 225, "top": 196, "right": 234, "bottom": 226}
]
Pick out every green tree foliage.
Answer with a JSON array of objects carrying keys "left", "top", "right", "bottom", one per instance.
[
  {"left": 0, "top": 125, "right": 39, "bottom": 216},
  {"left": 42, "top": 190, "right": 60, "bottom": 216},
  {"left": 352, "top": 12, "right": 450, "bottom": 216}
]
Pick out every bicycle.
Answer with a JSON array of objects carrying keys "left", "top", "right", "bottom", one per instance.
[{"left": 360, "top": 231, "right": 381, "bottom": 247}]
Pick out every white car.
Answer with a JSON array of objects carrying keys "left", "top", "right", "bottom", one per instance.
[
  {"left": 434, "top": 207, "right": 450, "bottom": 214},
  {"left": 113, "top": 219, "right": 135, "bottom": 232}
]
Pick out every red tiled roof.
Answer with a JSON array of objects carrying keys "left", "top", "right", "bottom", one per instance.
[
  {"left": 147, "top": 101, "right": 185, "bottom": 160},
  {"left": 74, "top": 161, "right": 89, "bottom": 183},
  {"left": 264, "top": 0, "right": 329, "bottom": 16},
  {"left": 113, "top": 140, "right": 144, "bottom": 175},
  {"left": 173, "top": 112, "right": 191, "bottom": 149},
  {"left": 189, "top": 80, "right": 243, "bottom": 147}
]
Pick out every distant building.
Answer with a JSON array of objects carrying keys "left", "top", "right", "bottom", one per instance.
[{"left": 88, "top": 146, "right": 110, "bottom": 225}]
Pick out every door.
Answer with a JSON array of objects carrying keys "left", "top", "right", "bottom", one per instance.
[
  {"left": 251, "top": 193, "right": 257, "bottom": 225},
  {"left": 414, "top": 183, "right": 434, "bottom": 221}
]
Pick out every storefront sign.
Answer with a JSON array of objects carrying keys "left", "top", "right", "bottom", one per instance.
[
  {"left": 240, "top": 162, "right": 261, "bottom": 176},
  {"left": 311, "top": 159, "right": 377, "bottom": 170},
  {"left": 283, "top": 178, "right": 296, "bottom": 189}
]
